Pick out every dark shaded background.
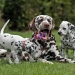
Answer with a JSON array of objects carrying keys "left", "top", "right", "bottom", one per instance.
[{"left": 0, "top": 0, "right": 75, "bottom": 31}]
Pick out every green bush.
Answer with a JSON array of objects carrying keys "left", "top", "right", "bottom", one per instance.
[
  {"left": 2, "top": 0, "right": 75, "bottom": 31},
  {"left": 0, "top": 0, "right": 5, "bottom": 10}
]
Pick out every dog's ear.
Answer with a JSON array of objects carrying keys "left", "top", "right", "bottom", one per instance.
[
  {"left": 51, "top": 19, "right": 55, "bottom": 30},
  {"left": 68, "top": 22, "right": 75, "bottom": 33},
  {"left": 68, "top": 23, "right": 75, "bottom": 30},
  {"left": 70, "top": 25, "right": 75, "bottom": 30},
  {"left": 28, "top": 17, "right": 37, "bottom": 31}
]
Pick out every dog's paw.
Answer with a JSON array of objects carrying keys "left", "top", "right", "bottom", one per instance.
[
  {"left": 59, "top": 59, "right": 65, "bottom": 63},
  {"left": 39, "top": 59, "right": 53, "bottom": 64},
  {"left": 8, "top": 58, "right": 13, "bottom": 64},
  {"left": 14, "top": 59, "right": 19, "bottom": 64},
  {"left": 59, "top": 58, "right": 75, "bottom": 63},
  {"left": 47, "top": 61, "right": 54, "bottom": 64},
  {"left": 67, "top": 59, "right": 75, "bottom": 63},
  {"left": 56, "top": 55, "right": 64, "bottom": 60}
]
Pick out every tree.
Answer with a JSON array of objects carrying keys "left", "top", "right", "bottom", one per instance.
[
  {"left": 2, "top": 0, "right": 42, "bottom": 31},
  {"left": 2, "top": 0, "right": 75, "bottom": 30}
]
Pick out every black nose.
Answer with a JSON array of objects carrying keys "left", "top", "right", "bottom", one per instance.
[
  {"left": 58, "top": 32, "right": 61, "bottom": 35},
  {"left": 43, "top": 23, "right": 49, "bottom": 27}
]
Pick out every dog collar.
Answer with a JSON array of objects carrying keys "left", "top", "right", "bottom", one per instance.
[{"left": 22, "top": 40, "right": 26, "bottom": 51}]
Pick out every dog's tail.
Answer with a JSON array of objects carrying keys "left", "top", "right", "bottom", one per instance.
[{"left": 0, "top": 19, "right": 10, "bottom": 34}]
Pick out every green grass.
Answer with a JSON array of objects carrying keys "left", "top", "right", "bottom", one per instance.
[{"left": 0, "top": 30, "right": 75, "bottom": 75}]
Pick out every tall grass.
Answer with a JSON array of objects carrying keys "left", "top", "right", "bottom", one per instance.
[{"left": 0, "top": 30, "right": 75, "bottom": 75}]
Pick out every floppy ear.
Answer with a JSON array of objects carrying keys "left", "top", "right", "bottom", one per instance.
[
  {"left": 28, "top": 17, "right": 37, "bottom": 31},
  {"left": 51, "top": 19, "right": 55, "bottom": 30},
  {"left": 68, "top": 23, "right": 75, "bottom": 33},
  {"left": 70, "top": 24, "right": 75, "bottom": 30}
]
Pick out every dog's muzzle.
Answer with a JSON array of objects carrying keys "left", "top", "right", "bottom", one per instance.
[
  {"left": 58, "top": 31, "right": 62, "bottom": 36},
  {"left": 43, "top": 23, "right": 49, "bottom": 28}
]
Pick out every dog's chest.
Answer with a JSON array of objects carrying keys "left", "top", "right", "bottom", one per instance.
[{"left": 62, "top": 37, "right": 74, "bottom": 48}]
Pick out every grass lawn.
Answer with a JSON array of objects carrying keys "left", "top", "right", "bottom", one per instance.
[{"left": 0, "top": 30, "right": 75, "bottom": 75}]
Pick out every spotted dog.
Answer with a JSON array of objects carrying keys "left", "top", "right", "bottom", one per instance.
[
  {"left": 58, "top": 21, "right": 75, "bottom": 63},
  {"left": 29, "top": 15, "right": 63, "bottom": 63},
  {"left": 0, "top": 20, "right": 29, "bottom": 63},
  {"left": 0, "top": 20, "right": 37, "bottom": 64},
  {"left": 0, "top": 20, "right": 44, "bottom": 64}
]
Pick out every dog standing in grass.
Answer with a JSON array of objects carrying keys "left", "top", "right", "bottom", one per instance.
[
  {"left": 0, "top": 20, "right": 29, "bottom": 63},
  {"left": 58, "top": 21, "right": 75, "bottom": 63}
]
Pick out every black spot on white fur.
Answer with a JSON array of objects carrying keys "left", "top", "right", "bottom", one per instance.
[
  {"left": 4, "top": 35, "right": 7, "bottom": 37},
  {"left": 3, "top": 42, "right": 5, "bottom": 44},
  {"left": 11, "top": 42, "right": 14, "bottom": 45}
]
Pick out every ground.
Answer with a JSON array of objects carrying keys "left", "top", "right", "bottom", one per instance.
[{"left": 0, "top": 30, "right": 74, "bottom": 75}]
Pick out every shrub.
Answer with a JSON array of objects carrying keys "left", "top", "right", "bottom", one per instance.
[{"left": 2, "top": 0, "right": 75, "bottom": 31}]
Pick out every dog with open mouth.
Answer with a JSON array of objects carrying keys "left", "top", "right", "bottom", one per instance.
[{"left": 29, "top": 15, "right": 64, "bottom": 63}]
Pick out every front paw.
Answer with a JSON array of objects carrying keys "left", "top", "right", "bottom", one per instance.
[
  {"left": 56, "top": 55, "right": 64, "bottom": 60},
  {"left": 14, "top": 59, "right": 19, "bottom": 64},
  {"left": 39, "top": 59, "right": 54, "bottom": 64}
]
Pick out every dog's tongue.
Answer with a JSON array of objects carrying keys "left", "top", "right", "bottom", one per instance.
[
  {"left": 41, "top": 32, "right": 48, "bottom": 40},
  {"left": 42, "top": 36, "right": 48, "bottom": 40},
  {"left": 39, "top": 32, "right": 48, "bottom": 40}
]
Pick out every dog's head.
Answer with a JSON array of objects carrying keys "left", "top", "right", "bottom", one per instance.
[
  {"left": 58, "top": 21, "right": 75, "bottom": 36},
  {"left": 23, "top": 39, "right": 42, "bottom": 61},
  {"left": 22, "top": 51, "right": 30, "bottom": 61},
  {"left": 28, "top": 15, "right": 55, "bottom": 35}
]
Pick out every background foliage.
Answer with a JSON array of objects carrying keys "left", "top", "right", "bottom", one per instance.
[{"left": 0, "top": 0, "right": 75, "bottom": 31}]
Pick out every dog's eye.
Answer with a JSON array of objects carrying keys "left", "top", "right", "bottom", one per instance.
[
  {"left": 47, "top": 19, "right": 51, "bottom": 23},
  {"left": 63, "top": 27, "right": 66, "bottom": 30},
  {"left": 47, "top": 19, "right": 51, "bottom": 24},
  {"left": 38, "top": 19, "right": 43, "bottom": 24}
]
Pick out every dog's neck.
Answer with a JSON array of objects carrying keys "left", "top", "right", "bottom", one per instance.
[
  {"left": 37, "top": 40, "right": 45, "bottom": 47},
  {"left": 64, "top": 31, "right": 75, "bottom": 39}
]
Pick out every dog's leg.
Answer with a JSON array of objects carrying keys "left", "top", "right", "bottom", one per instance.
[
  {"left": 49, "top": 45, "right": 64, "bottom": 60},
  {"left": 11, "top": 50, "right": 19, "bottom": 64},
  {"left": 61, "top": 48, "right": 64, "bottom": 58},
  {"left": 29, "top": 55, "right": 36, "bottom": 62},
  {"left": 73, "top": 49, "right": 75, "bottom": 61},
  {"left": 65, "top": 49, "right": 68, "bottom": 59},
  {"left": 6, "top": 52, "right": 13, "bottom": 64}
]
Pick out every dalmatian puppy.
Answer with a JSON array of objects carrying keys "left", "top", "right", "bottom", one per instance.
[
  {"left": 0, "top": 20, "right": 30, "bottom": 63},
  {"left": 58, "top": 21, "right": 75, "bottom": 63},
  {"left": 28, "top": 15, "right": 63, "bottom": 63},
  {"left": 0, "top": 20, "right": 53, "bottom": 64}
]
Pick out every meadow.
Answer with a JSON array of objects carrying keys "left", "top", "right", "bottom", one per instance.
[{"left": 0, "top": 30, "right": 75, "bottom": 75}]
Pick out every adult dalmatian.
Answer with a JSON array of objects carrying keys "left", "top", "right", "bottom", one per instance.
[
  {"left": 28, "top": 15, "right": 63, "bottom": 62},
  {"left": 58, "top": 21, "right": 75, "bottom": 63}
]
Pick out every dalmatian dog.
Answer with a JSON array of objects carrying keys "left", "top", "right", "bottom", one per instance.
[
  {"left": 58, "top": 21, "right": 75, "bottom": 63},
  {"left": 28, "top": 15, "right": 63, "bottom": 63},
  {"left": 0, "top": 20, "right": 53, "bottom": 64},
  {"left": 0, "top": 20, "right": 29, "bottom": 63}
]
